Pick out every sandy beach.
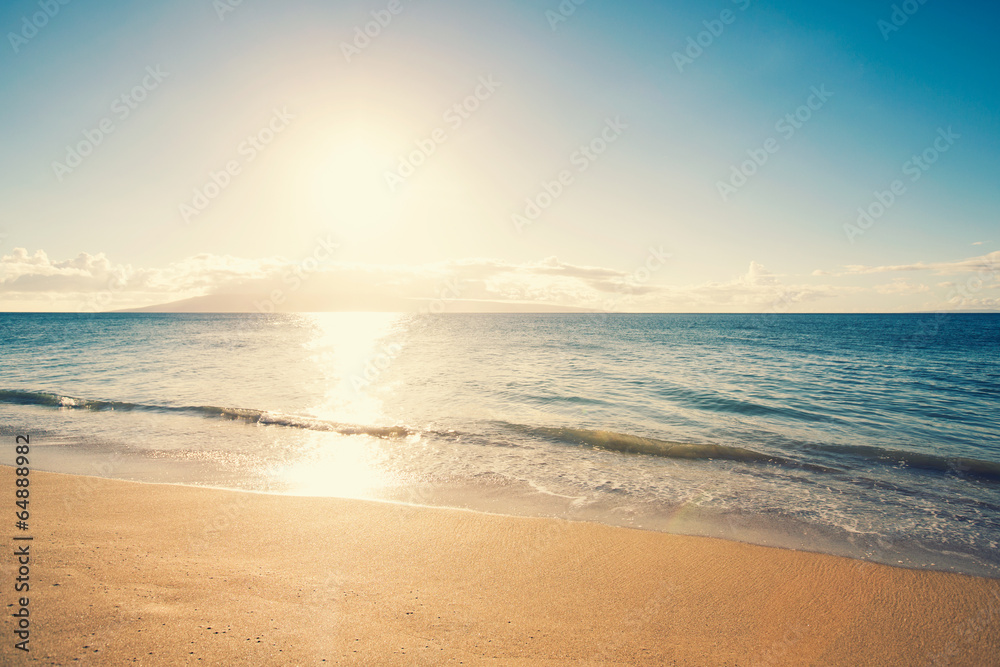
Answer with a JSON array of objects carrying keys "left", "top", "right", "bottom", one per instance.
[{"left": 3, "top": 467, "right": 998, "bottom": 665}]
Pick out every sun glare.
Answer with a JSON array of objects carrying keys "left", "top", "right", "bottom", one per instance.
[
  {"left": 277, "top": 432, "right": 393, "bottom": 499},
  {"left": 311, "top": 135, "right": 398, "bottom": 236},
  {"left": 302, "top": 312, "right": 406, "bottom": 426}
]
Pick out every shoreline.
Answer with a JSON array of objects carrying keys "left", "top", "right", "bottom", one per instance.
[
  {"left": 15, "top": 455, "right": 1000, "bottom": 580},
  {"left": 4, "top": 467, "right": 1000, "bottom": 664},
  {"left": 191, "top": 476, "right": 1000, "bottom": 581}
]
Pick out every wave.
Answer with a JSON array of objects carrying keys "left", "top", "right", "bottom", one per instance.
[
  {"left": 5, "top": 388, "right": 999, "bottom": 481},
  {"left": 517, "top": 425, "right": 834, "bottom": 472},
  {"left": 0, "top": 389, "right": 413, "bottom": 439},
  {"left": 504, "top": 424, "right": 1000, "bottom": 481},
  {"left": 651, "top": 385, "right": 842, "bottom": 424},
  {"left": 815, "top": 443, "right": 1000, "bottom": 481}
]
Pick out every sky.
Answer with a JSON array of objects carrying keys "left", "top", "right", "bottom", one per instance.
[{"left": 0, "top": 0, "right": 998, "bottom": 313}]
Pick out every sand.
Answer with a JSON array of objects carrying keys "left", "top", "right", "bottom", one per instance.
[{"left": 2, "top": 468, "right": 998, "bottom": 665}]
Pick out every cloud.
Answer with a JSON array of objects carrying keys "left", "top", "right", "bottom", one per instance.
[
  {"left": 0, "top": 249, "right": 965, "bottom": 313},
  {"left": 742, "top": 261, "right": 779, "bottom": 286},
  {"left": 839, "top": 251, "right": 1000, "bottom": 276},
  {"left": 1, "top": 249, "right": 132, "bottom": 293},
  {"left": 874, "top": 280, "right": 930, "bottom": 295},
  {"left": 0, "top": 247, "right": 287, "bottom": 296},
  {"left": 438, "top": 259, "right": 843, "bottom": 312},
  {"left": 942, "top": 296, "right": 1000, "bottom": 310},
  {"left": 0, "top": 247, "right": 298, "bottom": 311}
]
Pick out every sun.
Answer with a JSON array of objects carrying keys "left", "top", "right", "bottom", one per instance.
[{"left": 309, "top": 132, "right": 399, "bottom": 236}]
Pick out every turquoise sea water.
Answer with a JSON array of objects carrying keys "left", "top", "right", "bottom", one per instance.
[{"left": 1, "top": 312, "right": 998, "bottom": 576}]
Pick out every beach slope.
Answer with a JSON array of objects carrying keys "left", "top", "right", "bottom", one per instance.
[{"left": 2, "top": 468, "right": 998, "bottom": 665}]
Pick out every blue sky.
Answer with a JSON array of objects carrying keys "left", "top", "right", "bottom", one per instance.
[{"left": 1, "top": 0, "right": 997, "bottom": 312}]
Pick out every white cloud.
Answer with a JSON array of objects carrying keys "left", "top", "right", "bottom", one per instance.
[
  {"left": 742, "top": 261, "right": 779, "bottom": 286},
  {"left": 0, "top": 249, "right": 989, "bottom": 313},
  {"left": 840, "top": 251, "right": 1000, "bottom": 276},
  {"left": 874, "top": 280, "right": 930, "bottom": 295}
]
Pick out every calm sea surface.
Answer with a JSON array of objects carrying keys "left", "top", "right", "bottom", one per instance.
[{"left": 1, "top": 313, "right": 998, "bottom": 576}]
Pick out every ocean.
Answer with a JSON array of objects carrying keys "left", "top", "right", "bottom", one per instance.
[{"left": 1, "top": 312, "right": 998, "bottom": 577}]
